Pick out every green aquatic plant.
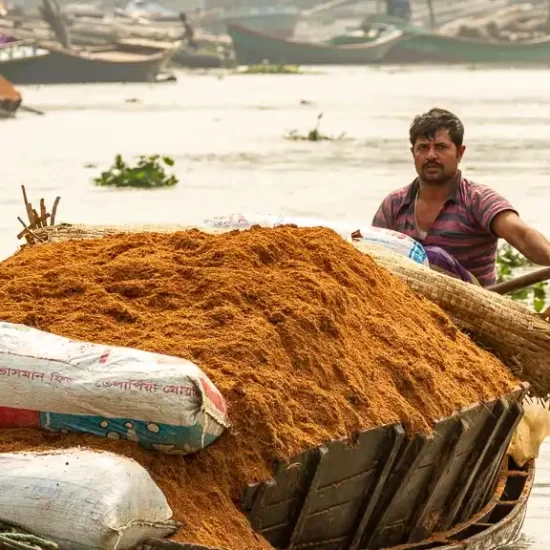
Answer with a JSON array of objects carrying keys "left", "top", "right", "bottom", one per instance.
[
  {"left": 284, "top": 113, "right": 346, "bottom": 142},
  {"left": 496, "top": 243, "right": 548, "bottom": 312},
  {"left": 94, "top": 155, "right": 178, "bottom": 189},
  {"left": 237, "top": 62, "right": 303, "bottom": 74}
]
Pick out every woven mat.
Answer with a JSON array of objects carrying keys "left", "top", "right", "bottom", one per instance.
[
  {"left": 354, "top": 241, "right": 550, "bottom": 396},
  {"left": 29, "top": 223, "right": 227, "bottom": 244},
  {"left": 26, "top": 223, "right": 550, "bottom": 395}
]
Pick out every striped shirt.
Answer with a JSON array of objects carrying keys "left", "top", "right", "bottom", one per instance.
[{"left": 372, "top": 173, "right": 517, "bottom": 286}]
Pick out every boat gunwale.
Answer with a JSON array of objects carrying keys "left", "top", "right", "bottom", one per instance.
[
  {"left": 41, "top": 40, "right": 181, "bottom": 64},
  {"left": 384, "top": 457, "right": 535, "bottom": 550},
  {"left": 399, "top": 28, "right": 550, "bottom": 48},
  {"left": 0, "top": 36, "right": 180, "bottom": 64},
  {"left": 228, "top": 23, "right": 404, "bottom": 52}
]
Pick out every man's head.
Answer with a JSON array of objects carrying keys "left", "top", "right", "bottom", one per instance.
[{"left": 409, "top": 108, "right": 466, "bottom": 185}]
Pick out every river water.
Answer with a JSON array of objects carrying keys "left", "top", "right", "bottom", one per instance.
[{"left": 3, "top": 65, "right": 550, "bottom": 547}]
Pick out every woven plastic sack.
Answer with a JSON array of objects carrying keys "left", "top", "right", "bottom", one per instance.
[
  {"left": 0, "top": 322, "right": 229, "bottom": 454},
  {"left": 0, "top": 449, "right": 176, "bottom": 549},
  {"left": 203, "top": 213, "right": 428, "bottom": 265}
]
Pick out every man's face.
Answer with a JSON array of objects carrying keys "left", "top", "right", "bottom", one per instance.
[{"left": 411, "top": 128, "right": 465, "bottom": 184}]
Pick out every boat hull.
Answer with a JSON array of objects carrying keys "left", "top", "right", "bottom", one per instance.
[
  {"left": 0, "top": 42, "right": 176, "bottom": 84},
  {"left": 142, "top": 387, "right": 534, "bottom": 550},
  {"left": 228, "top": 23, "right": 403, "bottom": 65},
  {"left": 383, "top": 31, "right": 550, "bottom": 64},
  {"left": 0, "top": 106, "right": 17, "bottom": 118}
]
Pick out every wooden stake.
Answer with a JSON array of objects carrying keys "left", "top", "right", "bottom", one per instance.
[
  {"left": 32, "top": 208, "right": 41, "bottom": 229},
  {"left": 50, "top": 196, "right": 61, "bottom": 226},
  {"left": 40, "top": 198, "right": 48, "bottom": 226},
  {"left": 21, "top": 185, "right": 34, "bottom": 226},
  {"left": 17, "top": 216, "right": 46, "bottom": 243}
]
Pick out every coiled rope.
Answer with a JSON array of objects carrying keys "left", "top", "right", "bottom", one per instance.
[{"left": 0, "top": 520, "right": 58, "bottom": 550}]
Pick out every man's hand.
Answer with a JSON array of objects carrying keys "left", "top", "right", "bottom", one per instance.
[{"left": 492, "top": 211, "right": 550, "bottom": 266}]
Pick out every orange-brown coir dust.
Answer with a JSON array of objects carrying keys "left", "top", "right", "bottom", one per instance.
[{"left": 0, "top": 226, "right": 516, "bottom": 550}]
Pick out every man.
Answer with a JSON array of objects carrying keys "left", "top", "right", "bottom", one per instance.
[
  {"left": 372, "top": 108, "right": 550, "bottom": 287},
  {"left": 179, "top": 12, "right": 197, "bottom": 50}
]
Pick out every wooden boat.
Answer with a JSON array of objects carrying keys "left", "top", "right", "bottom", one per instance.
[
  {"left": 0, "top": 75, "right": 21, "bottom": 118},
  {"left": 227, "top": 23, "right": 403, "bottom": 65},
  {"left": 140, "top": 384, "right": 533, "bottom": 550},
  {"left": 146, "top": 456, "right": 535, "bottom": 549},
  {"left": 366, "top": 12, "right": 550, "bottom": 64},
  {"left": 383, "top": 30, "right": 550, "bottom": 64},
  {"left": 0, "top": 37, "right": 179, "bottom": 84}
]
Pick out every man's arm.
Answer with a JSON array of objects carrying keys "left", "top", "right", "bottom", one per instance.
[
  {"left": 372, "top": 195, "right": 394, "bottom": 229},
  {"left": 492, "top": 211, "right": 550, "bottom": 266}
]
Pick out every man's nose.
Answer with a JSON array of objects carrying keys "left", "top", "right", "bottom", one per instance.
[{"left": 425, "top": 146, "right": 438, "bottom": 159}]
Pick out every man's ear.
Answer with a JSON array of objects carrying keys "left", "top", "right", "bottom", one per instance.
[{"left": 457, "top": 145, "right": 466, "bottom": 162}]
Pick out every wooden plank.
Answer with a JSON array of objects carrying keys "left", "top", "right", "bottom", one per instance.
[
  {"left": 407, "top": 419, "right": 467, "bottom": 542},
  {"left": 442, "top": 399, "right": 508, "bottom": 529},
  {"left": 349, "top": 425, "right": 405, "bottom": 550},
  {"left": 461, "top": 401, "right": 523, "bottom": 522},
  {"left": 363, "top": 434, "right": 430, "bottom": 549},
  {"left": 248, "top": 479, "right": 277, "bottom": 531},
  {"left": 288, "top": 445, "right": 329, "bottom": 549}
]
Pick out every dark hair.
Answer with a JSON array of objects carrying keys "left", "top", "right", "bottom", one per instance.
[{"left": 409, "top": 108, "right": 464, "bottom": 148}]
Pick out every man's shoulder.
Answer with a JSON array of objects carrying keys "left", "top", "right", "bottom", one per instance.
[
  {"left": 383, "top": 182, "right": 415, "bottom": 203},
  {"left": 459, "top": 178, "right": 501, "bottom": 201}
]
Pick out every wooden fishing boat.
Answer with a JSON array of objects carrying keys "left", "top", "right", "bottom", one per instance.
[
  {"left": 0, "top": 75, "right": 21, "bottom": 118},
  {"left": 142, "top": 385, "right": 534, "bottom": 550},
  {"left": 227, "top": 23, "right": 403, "bottom": 65},
  {"left": 383, "top": 30, "right": 550, "bottom": 64},
  {"left": 145, "top": 459, "right": 535, "bottom": 549},
  {"left": 0, "top": 37, "right": 179, "bottom": 84}
]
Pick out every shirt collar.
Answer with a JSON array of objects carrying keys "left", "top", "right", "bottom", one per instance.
[{"left": 403, "top": 171, "right": 462, "bottom": 208}]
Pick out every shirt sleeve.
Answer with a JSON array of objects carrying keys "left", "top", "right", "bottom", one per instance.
[
  {"left": 471, "top": 186, "right": 518, "bottom": 234},
  {"left": 372, "top": 195, "right": 394, "bottom": 229}
]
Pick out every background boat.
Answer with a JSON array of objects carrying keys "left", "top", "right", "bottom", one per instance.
[
  {"left": 376, "top": 4, "right": 550, "bottom": 64},
  {"left": 0, "top": 37, "right": 178, "bottom": 83},
  {"left": 228, "top": 22, "right": 402, "bottom": 65},
  {"left": 0, "top": 74, "right": 21, "bottom": 118},
  {"left": 382, "top": 31, "right": 550, "bottom": 63}
]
